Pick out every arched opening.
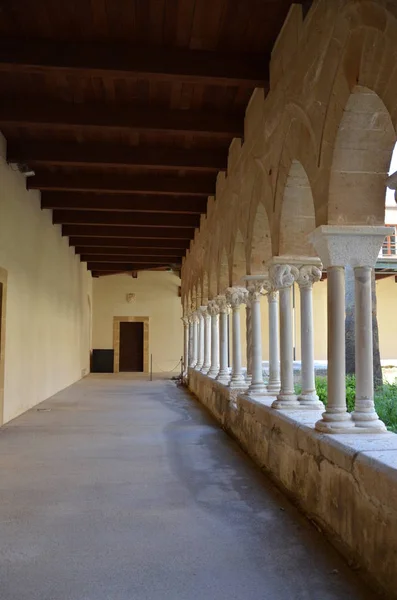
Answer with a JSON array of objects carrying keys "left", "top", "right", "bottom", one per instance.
[
  {"left": 328, "top": 85, "right": 396, "bottom": 225},
  {"left": 218, "top": 247, "right": 229, "bottom": 293},
  {"left": 231, "top": 229, "right": 247, "bottom": 285},
  {"left": 0, "top": 267, "right": 7, "bottom": 426},
  {"left": 202, "top": 271, "right": 209, "bottom": 304},
  {"left": 247, "top": 202, "right": 272, "bottom": 275},
  {"left": 208, "top": 269, "right": 217, "bottom": 300},
  {"left": 279, "top": 160, "right": 316, "bottom": 256}
]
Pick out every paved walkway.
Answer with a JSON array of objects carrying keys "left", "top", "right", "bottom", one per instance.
[{"left": 0, "top": 375, "right": 376, "bottom": 600}]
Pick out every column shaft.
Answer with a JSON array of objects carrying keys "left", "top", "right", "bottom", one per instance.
[
  {"left": 246, "top": 304, "right": 252, "bottom": 383},
  {"left": 196, "top": 314, "right": 204, "bottom": 370},
  {"left": 267, "top": 293, "right": 280, "bottom": 394},
  {"left": 188, "top": 321, "right": 194, "bottom": 368},
  {"left": 272, "top": 286, "right": 300, "bottom": 408},
  {"left": 315, "top": 266, "right": 353, "bottom": 431},
  {"left": 248, "top": 297, "right": 266, "bottom": 394},
  {"left": 216, "top": 311, "right": 230, "bottom": 382},
  {"left": 201, "top": 314, "right": 211, "bottom": 374},
  {"left": 208, "top": 314, "right": 220, "bottom": 378},
  {"left": 183, "top": 322, "right": 189, "bottom": 375},
  {"left": 298, "top": 284, "right": 324, "bottom": 408},
  {"left": 352, "top": 267, "right": 386, "bottom": 430},
  {"left": 192, "top": 318, "right": 198, "bottom": 368},
  {"left": 230, "top": 306, "right": 246, "bottom": 388}
]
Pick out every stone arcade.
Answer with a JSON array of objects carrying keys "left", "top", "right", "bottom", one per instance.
[{"left": 181, "top": 2, "right": 397, "bottom": 596}]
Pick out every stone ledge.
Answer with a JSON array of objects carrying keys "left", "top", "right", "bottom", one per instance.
[{"left": 188, "top": 368, "right": 397, "bottom": 599}]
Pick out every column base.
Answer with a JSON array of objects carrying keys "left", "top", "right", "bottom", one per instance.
[
  {"left": 267, "top": 381, "right": 281, "bottom": 395},
  {"left": 272, "top": 393, "right": 301, "bottom": 409},
  {"left": 195, "top": 363, "right": 203, "bottom": 371},
  {"left": 247, "top": 381, "right": 268, "bottom": 395},
  {"left": 298, "top": 392, "right": 325, "bottom": 410},
  {"left": 216, "top": 370, "right": 230, "bottom": 384},
  {"left": 315, "top": 411, "right": 355, "bottom": 433},
  {"left": 200, "top": 365, "right": 210, "bottom": 375},
  {"left": 207, "top": 368, "right": 219, "bottom": 379},
  {"left": 229, "top": 375, "right": 248, "bottom": 390},
  {"left": 351, "top": 410, "right": 387, "bottom": 433}
]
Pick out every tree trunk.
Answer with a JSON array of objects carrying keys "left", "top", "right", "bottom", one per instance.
[{"left": 345, "top": 266, "right": 382, "bottom": 387}]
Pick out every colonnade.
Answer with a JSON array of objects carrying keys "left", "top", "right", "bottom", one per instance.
[{"left": 182, "top": 225, "right": 392, "bottom": 434}]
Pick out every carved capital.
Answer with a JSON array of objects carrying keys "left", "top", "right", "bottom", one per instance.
[
  {"left": 297, "top": 264, "right": 322, "bottom": 289},
  {"left": 267, "top": 290, "right": 279, "bottom": 302},
  {"left": 207, "top": 299, "right": 220, "bottom": 317},
  {"left": 268, "top": 264, "right": 299, "bottom": 290},
  {"left": 215, "top": 294, "right": 230, "bottom": 314},
  {"left": 199, "top": 305, "right": 210, "bottom": 319},
  {"left": 225, "top": 286, "right": 249, "bottom": 309},
  {"left": 246, "top": 279, "right": 264, "bottom": 301},
  {"left": 181, "top": 316, "right": 189, "bottom": 326}
]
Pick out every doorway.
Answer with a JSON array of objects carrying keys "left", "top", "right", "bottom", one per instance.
[{"left": 119, "top": 322, "right": 144, "bottom": 372}]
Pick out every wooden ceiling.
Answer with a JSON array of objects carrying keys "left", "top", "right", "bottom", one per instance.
[{"left": 0, "top": 0, "right": 305, "bottom": 277}]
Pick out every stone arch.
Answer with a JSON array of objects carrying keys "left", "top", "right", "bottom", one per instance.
[
  {"left": 202, "top": 271, "right": 209, "bottom": 304},
  {"left": 208, "top": 268, "right": 217, "bottom": 300},
  {"left": 231, "top": 228, "right": 247, "bottom": 285},
  {"left": 246, "top": 177, "right": 272, "bottom": 276},
  {"left": 218, "top": 246, "right": 230, "bottom": 293},
  {"left": 278, "top": 160, "right": 317, "bottom": 256},
  {"left": 328, "top": 85, "right": 395, "bottom": 225}
]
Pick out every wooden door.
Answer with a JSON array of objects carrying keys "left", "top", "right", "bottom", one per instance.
[{"left": 119, "top": 322, "right": 144, "bottom": 372}]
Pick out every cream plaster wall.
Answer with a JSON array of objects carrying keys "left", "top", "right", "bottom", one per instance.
[
  {"left": 377, "top": 277, "right": 397, "bottom": 361},
  {"left": 0, "top": 133, "right": 92, "bottom": 424},
  {"left": 92, "top": 272, "right": 183, "bottom": 373}
]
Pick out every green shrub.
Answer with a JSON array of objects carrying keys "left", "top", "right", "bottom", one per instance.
[{"left": 296, "top": 374, "right": 397, "bottom": 433}]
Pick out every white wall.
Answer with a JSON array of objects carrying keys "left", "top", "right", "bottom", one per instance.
[
  {"left": 0, "top": 134, "right": 92, "bottom": 423},
  {"left": 93, "top": 271, "right": 183, "bottom": 373},
  {"left": 92, "top": 271, "right": 183, "bottom": 373}
]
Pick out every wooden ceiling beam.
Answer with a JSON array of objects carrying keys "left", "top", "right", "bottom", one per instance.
[
  {"left": 8, "top": 141, "right": 226, "bottom": 172},
  {"left": 0, "top": 101, "right": 242, "bottom": 137},
  {"left": 29, "top": 172, "right": 213, "bottom": 195},
  {"left": 53, "top": 210, "right": 199, "bottom": 228},
  {"left": 0, "top": 39, "right": 269, "bottom": 87},
  {"left": 41, "top": 192, "right": 207, "bottom": 214},
  {"left": 81, "top": 254, "right": 181, "bottom": 263},
  {"left": 68, "top": 237, "right": 190, "bottom": 249},
  {"left": 62, "top": 225, "right": 194, "bottom": 239},
  {"left": 75, "top": 246, "right": 184, "bottom": 257},
  {"left": 87, "top": 262, "right": 175, "bottom": 271}
]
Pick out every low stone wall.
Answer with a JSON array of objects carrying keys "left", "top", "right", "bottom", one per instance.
[{"left": 188, "top": 369, "right": 397, "bottom": 599}]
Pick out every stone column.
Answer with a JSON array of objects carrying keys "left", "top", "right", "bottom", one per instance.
[
  {"left": 245, "top": 300, "right": 252, "bottom": 383},
  {"left": 191, "top": 312, "right": 198, "bottom": 368},
  {"left": 216, "top": 295, "right": 230, "bottom": 384},
  {"left": 188, "top": 314, "right": 195, "bottom": 368},
  {"left": 226, "top": 286, "right": 249, "bottom": 388},
  {"left": 266, "top": 291, "right": 281, "bottom": 394},
  {"left": 182, "top": 316, "right": 189, "bottom": 376},
  {"left": 201, "top": 307, "right": 211, "bottom": 374},
  {"left": 297, "top": 264, "right": 325, "bottom": 409},
  {"left": 309, "top": 225, "right": 392, "bottom": 432},
  {"left": 352, "top": 266, "right": 386, "bottom": 431},
  {"left": 244, "top": 277, "right": 267, "bottom": 395},
  {"left": 269, "top": 264, "right": 300, "bottom": 409},
  {"left": 196, "top": 308, "right": 205, "bottom": 370},
  {"left": 207, "top": 300, "right": 220, "bottom": 378}
]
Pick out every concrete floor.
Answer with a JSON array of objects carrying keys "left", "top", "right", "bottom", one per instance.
[{"left": 0, "top": 374, "right": 377, "bottom": 600}]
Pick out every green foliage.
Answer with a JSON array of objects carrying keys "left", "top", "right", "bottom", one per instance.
[{"left": 296, "top": 374, "right": 397, "bottom": 433}]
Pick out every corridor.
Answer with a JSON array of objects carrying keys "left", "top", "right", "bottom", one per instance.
[{"left": 0, "top": 375, "right": 375, "bottom": 600}]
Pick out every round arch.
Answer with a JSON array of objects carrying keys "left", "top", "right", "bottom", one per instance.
[{"left": 279, "top": 160, "right": 316, "bottom": 256}]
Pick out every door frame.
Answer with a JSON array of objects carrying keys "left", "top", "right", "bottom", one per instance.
[
  {"left": 0, "top": 267, "right": 7, "bottom": 426},
  {"left": 113, "top": 316, "right": 149, "bottom": 373}
]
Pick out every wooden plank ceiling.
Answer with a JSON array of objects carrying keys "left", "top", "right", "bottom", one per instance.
[{"left": 0, "top": 0, "right": 303, "bottom": 277}]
